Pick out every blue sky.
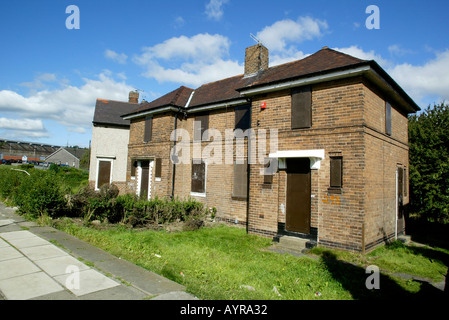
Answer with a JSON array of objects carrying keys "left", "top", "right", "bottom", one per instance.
[{"left": 0, "top": 0, "right": 448, "bottom": 148}]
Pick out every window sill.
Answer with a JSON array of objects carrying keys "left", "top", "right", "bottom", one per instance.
[
  {"left": 190, "top": 192, "right": 206, "bottom": 198},
  {"left": 327, "top": 187, "right": 342, "bottom": 194},
  {"left": 232, "top": 196, "right": 247, "bottom": 201}
]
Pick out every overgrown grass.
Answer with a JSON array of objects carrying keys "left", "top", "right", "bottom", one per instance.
[{"left": 53, "top": 219, "right": 448, "bottom": 300}]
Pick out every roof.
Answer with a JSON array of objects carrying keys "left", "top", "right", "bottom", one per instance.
[
  {"left": 122, "top": 86, "right": 194, "bottom": 118},
  {"left": 93, "top": 99, "right": 140, "bottom": 127},
  {"left": 123, "top": 47, "right": 420, "bottom": 118},
  {"left": 241, "top": 47, "right": 366, "bottom": 90},
  {"left": 45, "top": 147, "right": 80, "bottom": 161}
]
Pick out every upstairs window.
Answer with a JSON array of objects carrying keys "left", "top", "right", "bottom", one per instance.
[
  {"left": 385, "top": 101, "right": 392, "bottom": 136},
  {"left": 235, "top": 104, "right": 251, "bottom": 130},
  {"left": 194, "top": 114, "right": 209, "bottom": 142},
  {"left": 144, "top": 116, "right": 153, "bottom": 142},
  {"left": 291, "top": 85, "right": 312, "bottom": 129}
]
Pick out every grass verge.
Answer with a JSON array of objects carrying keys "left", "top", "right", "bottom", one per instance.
[{"left": 52, "top": 218, "right": 448, "bottom": 300}]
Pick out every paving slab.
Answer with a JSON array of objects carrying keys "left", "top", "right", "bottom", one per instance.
[
  {"left": 34, "top": 255, "right": 90, "bottom": 277},
  {"left": 0, "top": 246, "right": 23, "bottom": 261},
  {"left": 0, "top": 219, "right": 15, "bottom": 227},
  {"left": 20, "top": 244, "right": 69, "bottom": 261},
  {"left": 6, "top": 236, "right": 51, "bottom": 249},
  {"left": 0, "top": 257, "right": 40, "bottom": 280},
  {"left": 0, "top": 271, "right": 64, "bottom": 300},
  {"left": 1, "top": 230, "right": 36, "bottom": 241},
  {"left": 54, "top": 268, "right": 120, "bottom": 297}
]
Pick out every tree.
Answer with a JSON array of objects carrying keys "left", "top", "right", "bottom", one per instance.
[{"left": 408, "top": 103, "right": 449, "bottom": 223}]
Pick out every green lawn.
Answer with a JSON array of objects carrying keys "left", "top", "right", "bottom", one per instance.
[{"left": 52, "top": 219, "right": 448, "bottom": 300}]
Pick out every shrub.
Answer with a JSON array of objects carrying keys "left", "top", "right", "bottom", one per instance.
[
  {"left": 0, "top": 168, "right": 26, "bottom": 202},
  {"left": 14, "top": 170, "right": 65, "bottom": 218}
]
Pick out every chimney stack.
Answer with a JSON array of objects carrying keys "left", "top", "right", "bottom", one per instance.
[
  {"left": 129, "top": 90, "right": 139, "bottom": 104},
  {"left": 244, "top": 43, "right": 269, "bottom": 77}
]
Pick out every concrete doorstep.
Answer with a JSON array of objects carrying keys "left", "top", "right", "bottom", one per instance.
[{"left": 0, "top": 204, "right": 198, "bottom": 300}]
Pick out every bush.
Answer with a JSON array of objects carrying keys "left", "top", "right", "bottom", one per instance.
[{"left": 14, "top": 170, "right": 65, "bottom": 218}]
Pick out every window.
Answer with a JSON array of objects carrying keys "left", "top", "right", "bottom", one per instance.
[
  {"left": 235, "top": 104, "right": 251, "bottom": 130},
  {"left": 155, "top": 158, "right": 162, "bottom": 180},
  {"left": 131, "top": 160, "right": 137, "bottom": 178},
  {"left": 144, "top": 116, "right": 153, "bottom": 142},
  {"left": 329, "top": 156, "right": 342, "bottom": 192},
  {"left": 385, "top": 102, "right": 392, "bottom": 136},
  {"left": 263, "top": 159, "right": 274, "bottom": 185},
  {"left": 291, "top": 85, "right": 312, "bottom": 129},
  {"left": 194, "top": 114, "right": 209, "bottom": 142},
  {"left": 403, "top": 167, "right": 407, "bottom": 197},
  {"left": 191, "top": 160, "right": 206, "bottom": 195},
  {"left": 233, "top": 160, "right": 248, "bottom": 199}
]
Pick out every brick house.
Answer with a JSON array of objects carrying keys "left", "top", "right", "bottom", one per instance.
[
  {"left": 88, "top": 91, "right": 139, "bottom": 192},
  {"left": 121, "top": 44, "right": 420, "bottom": 252}
]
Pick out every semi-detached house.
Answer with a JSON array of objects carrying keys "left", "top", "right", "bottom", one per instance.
[{"left": 119, "top": 44, "right": 420, "bottom": 253}]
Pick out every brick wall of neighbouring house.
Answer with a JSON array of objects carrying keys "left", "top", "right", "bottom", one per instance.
[
  {"left": 127, "top": 107, "right": 249, "bottom": 225},
  {"left": 127, "top": 113, "right": 175, "bottom": 198},
  {"left": 173, "top": 107, "right": 249, "bottom": 224}
]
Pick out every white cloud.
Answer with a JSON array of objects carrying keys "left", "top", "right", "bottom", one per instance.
[
  {"left": 105, "top": 49, "right": 128, "bottom": 64},
  {"left": 134, "top": 33, "right": 243, "bottom": 87},
  {"left": 205, "top": 0, "right": 229, "bottom": 21},
  {"left": 256, "top": 16, "right": 328, "bottom": 66},
  {"left": 333, "top": 46, "right": 449, "bottom": 106},
  {"left": 388, "top": 49, "right": 449, "bottom": 104},
  {"left": 20, "top": 73, "right": 57, "bottom": 90},
  {"left": 0, "top": 118, "right": 45, "bottom": 131},
  {"left": 333, "top": 45, "right": 390, "bottom": 68},
  {"left": 0, "top": 72, "right": 133, "bottom": 129}
]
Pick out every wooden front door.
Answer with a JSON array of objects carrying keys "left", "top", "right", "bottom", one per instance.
[
  {"left": 97, "top": 160, "right": 111, "bottom": 189},
  {"left": 397, "top": 167, "right": 405, "bottom": 235},
  {"left": 286, "top": 158, "right": 311, "bottom": 234},
  {"left": 139, "top": 160, "right": 150, "bottom": 199}
]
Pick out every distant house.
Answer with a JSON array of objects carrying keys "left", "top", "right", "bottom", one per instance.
[
  {"left": 88, "top": 91, "right": 140, "bottom": 192},
  {"left": 45, "top": 147, "right": 82, "bottom": 168}
]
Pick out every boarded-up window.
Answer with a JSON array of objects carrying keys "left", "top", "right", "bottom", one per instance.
[
  {"left": 97, "top": 161, "right": 111, "bottom": 188},
  {"left": 330, "top": 157, "right": 343, "bottom": 188},
  {"left": 194, "top": 114, "right": 209, "bottom": 142},
  {"left": 144, "top": 116, "right": 152, "bottom": 142},
  {"left": 263, "top": 160, "right": 274, "bottom": 185},
  {"left": 235, "top": 104, "right": 251, "bottom": 130},
  {"left": 233, "top": 160, "right": 248, "bottom": 198},
  {"left": 403, "top": 167, "right": 407, "bottom": 197},
  {"left": 131, "top": 160, "right": 137, "bottom": 177},
  {"left": 191, "top": 160, "right": 206, "bottom": 194},
  {"left": 386, "top": 102, "right": 392, "bottom": 136},
  {"left": 291, "top": 86, "right": 312, "bottom": 129},
  {"left": 155, "top": 158, "right": 162, "bottom": 179}
]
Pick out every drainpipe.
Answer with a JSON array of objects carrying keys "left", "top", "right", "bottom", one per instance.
[{"left": 171, "top": 108, "right": 180, "bottom": 199}]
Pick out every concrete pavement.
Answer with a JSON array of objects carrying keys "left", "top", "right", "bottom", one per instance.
[{"left": 0, "top": 202, "right": 198, "bottom": 300}]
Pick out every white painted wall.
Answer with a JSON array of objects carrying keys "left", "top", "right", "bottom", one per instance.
[{"left": 89, "top": 125, "right": 129, "bottom": 185}]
